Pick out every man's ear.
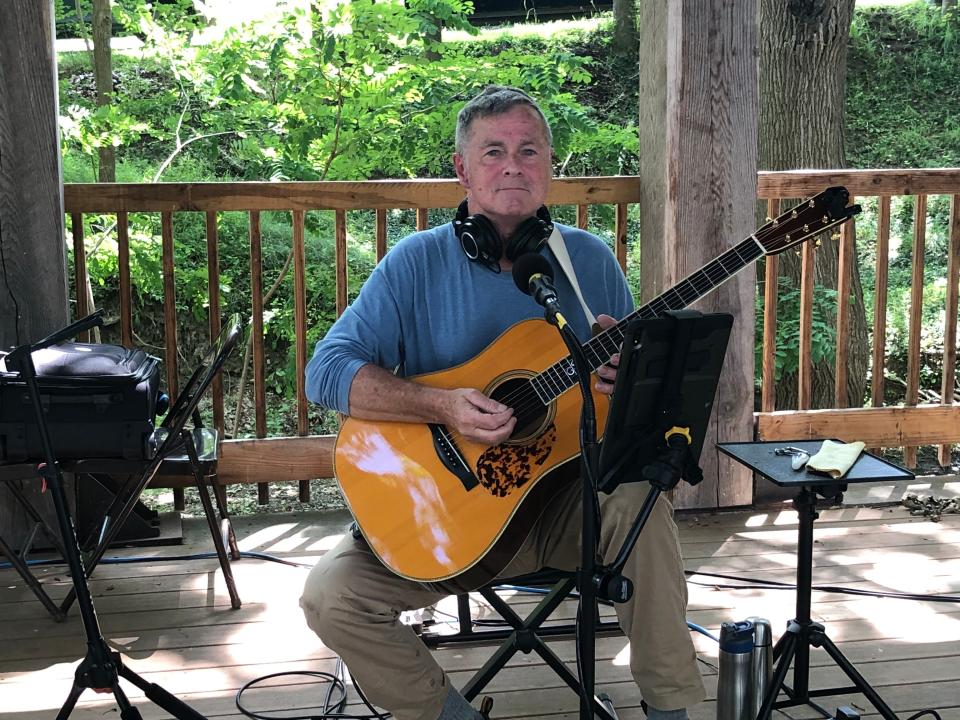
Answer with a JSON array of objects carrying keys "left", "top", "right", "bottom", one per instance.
[{"left": 453, "top": 153, "right": 470, "bottom": 187}]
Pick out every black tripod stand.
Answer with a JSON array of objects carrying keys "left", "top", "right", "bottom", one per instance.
[
  {"left": 551, "top": 308, "right": 733, "bottom": 719},
  {"left": 761, "top": 486, "right": 900, "bottom": 720},
  {"left": 718, "top": 439, "right": 914, "bottom": 720},
  {"left": 5, "top": 312, "right": 207, "bottom": 720}
]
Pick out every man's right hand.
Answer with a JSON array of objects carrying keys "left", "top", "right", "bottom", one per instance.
[{"left": 440, "top": 388, "right": 516, "bottom": 446}]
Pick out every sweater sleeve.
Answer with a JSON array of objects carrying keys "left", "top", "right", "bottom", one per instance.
[{"left": 304, "top": 257, "right": 407, "bottom": 415}]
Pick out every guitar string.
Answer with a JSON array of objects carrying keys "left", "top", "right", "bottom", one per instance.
[
  {"left": 434, "top": 205, "right": 840, "bottom": 452},
  {"left": 435, "top": 205, "right": 842, "bottom": 453}
]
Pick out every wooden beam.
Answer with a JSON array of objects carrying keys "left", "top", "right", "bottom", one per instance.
[
  {"left": 149, "top": 436, "right": 337, "bottom": 488},
  {"left": 756, "top": 405, "right": 960, "bottom": 447},
  {"left": 758, "top": 168, "right": 960, "bottom": 198},
  {"left": 63, "top": 177, "right": 643, "bottom": 213},
  {"left": 640, "top": 0, "right": 758, "bottom": 509},
  {"left": 0, "top": 0, "right": 70, "bottom": 546}
]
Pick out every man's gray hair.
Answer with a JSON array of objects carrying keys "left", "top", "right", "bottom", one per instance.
[{"left": 455, "top": 85, "right": 553, "bottom": 154}]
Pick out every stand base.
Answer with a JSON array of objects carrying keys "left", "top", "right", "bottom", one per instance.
[
  {"left": 759, "top": 619, "right": 899, "bottom": 720},
  {"left": 58, "top": 650, "right": 206, "bottom": 720}
]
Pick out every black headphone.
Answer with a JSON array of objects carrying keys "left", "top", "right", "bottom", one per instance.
[{"left": 453, "top": 199, "right": 554, "bottom": 273}]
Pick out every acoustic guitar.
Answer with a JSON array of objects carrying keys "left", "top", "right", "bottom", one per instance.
[{"left": 335, "top": 186, "right": 860, "bottom": 586}]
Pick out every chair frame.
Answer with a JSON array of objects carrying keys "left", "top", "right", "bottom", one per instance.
[{"left": 57, "top": 314, "right": 245, "bottom": 614}]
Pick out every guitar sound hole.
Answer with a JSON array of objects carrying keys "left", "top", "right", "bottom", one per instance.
[{"left": 487, "top": 376, "right": 552, "bottom": 444}]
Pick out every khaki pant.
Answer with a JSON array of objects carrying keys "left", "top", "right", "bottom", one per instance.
[{"left": 300, "top": 477, "right": 706, "bottom": 720}]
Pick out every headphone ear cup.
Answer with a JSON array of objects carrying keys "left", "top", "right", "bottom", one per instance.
[
  {"left": 458, "top": 212, "right": 501, "bottom": 269},
  {"left": 504, "top": 213, "right": 553, "bottom": 262}
]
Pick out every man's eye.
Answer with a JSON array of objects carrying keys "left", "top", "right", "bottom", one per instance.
[{"left": 485, "top": 149, "right": 501, "bottom": 157}]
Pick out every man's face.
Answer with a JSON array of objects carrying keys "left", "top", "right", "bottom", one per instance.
[{"left": 453, "top": 105, "right": 553, "bottom": 238}]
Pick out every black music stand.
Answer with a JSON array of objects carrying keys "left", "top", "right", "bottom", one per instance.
[
  {"left": 571, "top": 309, "right": 732, "bottom": 718},
  {"left": 717, "top": 440, "right": 914, "bottom": 720}
]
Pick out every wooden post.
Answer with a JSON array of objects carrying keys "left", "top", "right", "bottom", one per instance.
[
  {"left": 639, "top": 0, "right": 758, "bottom": 509},
  {"left": 0, "top": 0, "right": 72, "bottom": 544}
]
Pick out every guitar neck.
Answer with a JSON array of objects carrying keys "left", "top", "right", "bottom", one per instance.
[{"left": 530, "top": 236, "right": 764, "bottom": 402}]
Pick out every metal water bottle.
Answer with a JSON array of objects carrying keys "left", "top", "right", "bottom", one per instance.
[
  {"left": 746, "top": 616, "right": 773, "bottom": 719},
  {"left": 717, "top": 620, "right": 754, "bottom": 720}
]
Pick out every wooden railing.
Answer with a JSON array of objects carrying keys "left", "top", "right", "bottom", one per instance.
[
  {"left": 755, "top": 169, "right": 960, "bottom": 468},
  {"left": 63, "top": 177, "right": 635, "bottom": 500},
  {"left": 62, "top": 169, "right": 960, "bottom": 503}
]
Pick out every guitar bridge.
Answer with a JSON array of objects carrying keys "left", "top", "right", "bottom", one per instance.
[{"left": 429, "top": 424, "right": 479, "bottom": 491}]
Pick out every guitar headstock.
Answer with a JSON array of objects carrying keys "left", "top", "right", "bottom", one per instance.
[{"left": 756, "top": 186, "right": 862, "bottom": 256}]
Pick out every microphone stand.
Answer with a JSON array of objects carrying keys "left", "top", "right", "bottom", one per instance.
[
  {"left": 541, "top": 305, "right": 611, "bottom": 720},
  {"left": 5, "top": 312, "right": 208, "bottom": 720}
]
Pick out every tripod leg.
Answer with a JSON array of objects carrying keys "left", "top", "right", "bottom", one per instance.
[
  {"left": 111, "top": 681, "right": 144, "bottom": 720},
  {"left": 757, "top": 629, "right": 799, "bottom": 720},
  {"left": 816, "top": 633, "right": 899, "bottom": 720},
  {"left": 56, "top": 682, "right": 85, "bottom": 720},
  {"left": 118, "top": 662, "right": 208, "bottom": 720}
]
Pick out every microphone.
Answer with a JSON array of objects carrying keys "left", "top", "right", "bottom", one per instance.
[{"left": 512, "top": 253, "right": 563, "bottom": 324}]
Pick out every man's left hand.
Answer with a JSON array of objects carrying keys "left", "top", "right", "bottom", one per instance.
[{"left": 593, "top": 313, "right": 619, "bottom": 396}]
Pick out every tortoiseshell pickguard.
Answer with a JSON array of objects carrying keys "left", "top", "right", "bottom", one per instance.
[{"left": 476, "top": 424, "right": 558, "bottom": 497}]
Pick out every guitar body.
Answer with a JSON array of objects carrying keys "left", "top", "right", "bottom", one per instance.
[
  {"left": 334, "top": 186, "right": 860, "bottom": 587},
  {"left": 335, "top": 318, "right": 609, "bottom": 586}
]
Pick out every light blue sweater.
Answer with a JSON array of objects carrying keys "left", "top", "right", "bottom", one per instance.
[{"left": 304, "top": 222, "right": 634, "bottom": 414}]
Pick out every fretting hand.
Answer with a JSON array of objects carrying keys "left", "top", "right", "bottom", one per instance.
[{"left": 593, "top": 313, "right": 620, "bottom": 396}]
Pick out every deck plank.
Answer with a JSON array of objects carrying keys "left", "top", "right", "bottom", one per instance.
[{"left": 1, "top": 505, "right": 958, "bottom": 719}]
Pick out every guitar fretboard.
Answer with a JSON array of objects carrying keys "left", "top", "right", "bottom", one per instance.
[{"left": 528, "top": 236, "right": 764, "bottom": 404}]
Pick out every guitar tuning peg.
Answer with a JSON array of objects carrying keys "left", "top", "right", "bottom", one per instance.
[
  {"left": 831, "top": 231, "right": 841, "bottom": 241},
  {"left": 802, "top": 224, "right": 809, "bottom": 233},
  {"left": 791, "top": 209, "right": 799, "bottom": 219},
  {"left": 765, "top": 216, "right": 773, "bottom": 223}
]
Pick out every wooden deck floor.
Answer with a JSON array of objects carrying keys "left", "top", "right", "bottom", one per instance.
[{"left": 1, "top": 500, "right": 958, "bottom": 720}]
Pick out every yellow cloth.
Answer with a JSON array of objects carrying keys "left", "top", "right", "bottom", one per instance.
[{"left": 806, "top": 439, "right": 865, "bottom": 479}]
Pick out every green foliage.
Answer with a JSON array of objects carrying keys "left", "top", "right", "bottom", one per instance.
[
  {"left": 755, "top": 277, "right": 840, "bottom": 384},
  {"left": 847, "top": 2, "right": 960, "bottom": 168},
  {"left": 54, "top": 0, "right": 960, "bottom": 426}
]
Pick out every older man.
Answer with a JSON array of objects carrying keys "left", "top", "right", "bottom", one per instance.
[{"left": 302, "top": 86, "right": 704, "bottom": 720}]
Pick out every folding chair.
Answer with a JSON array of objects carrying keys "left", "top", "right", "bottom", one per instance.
[
  {"left": 421, "top": 569, "right": 622, "bottom": 716},
  {"left": 59, "top": 314, "right": 244, "bottom": 614},
  {"left": 0, "top": 461, "right": 72, "bottom": 620}
]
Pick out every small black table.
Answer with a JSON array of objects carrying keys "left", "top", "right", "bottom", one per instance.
[{"left": 718, "top": 440, "right": 914, "bottom": 720}]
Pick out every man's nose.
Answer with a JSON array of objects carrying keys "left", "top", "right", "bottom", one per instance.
[{"left": 502, "top": 152, "right": 524, "bottom": 174}]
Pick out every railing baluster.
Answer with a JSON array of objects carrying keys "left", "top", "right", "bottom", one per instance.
[
  {"left": 834, "top": 197, "right": 855, "bottom": 408},
  {"left": 761, "top": 199, "right": 780, "bottom": 413},
  {"left": 939, "top": 194, "right": 959, "bottom": 466},
  {"left": 335, "top": 209, "right": 347, "bottom": 316},
  {"left": 869, "top": 196, "right": 892, "bottom": 455},
  {"left": 205, "top": 211, "right": 223, "bottom": 435},
  {"left": 249, "top": 210, "right": 268, "bottom": 504},
  {"left": 117, "top": 211, "right": 132, "bottom": 348},
  {"left": 577, "top": 204, "right": 588, "bottom": 230},
  {"left": 615, "top": 202, "right": 627, "bottom": 273},
  {"left": 161, "top": 211, "right": 183, "bottom": 510},
  {"left": 70, "top": 213, "right": 89, "bottom": 341},
  {"left": 376, "top": 208, "right": 387, "bottom": 262},
  {"left": 798, "top": 229, "right": 815, "bottom": 410},
  {"left": 293, "top": 210, "right": 310, "bottom": 502},
  {"left": 416, "top": 207, "right": 428, "bottom": 232},
  {"left": 904, "top": 195, "right": 927, "bottom": 468}
]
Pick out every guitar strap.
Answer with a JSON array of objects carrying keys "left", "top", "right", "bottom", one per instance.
[{"left": 546, "top": 226, "right": 599, "bottom": 330}]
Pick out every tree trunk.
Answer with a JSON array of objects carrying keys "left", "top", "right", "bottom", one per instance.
[
  {"left": 944, "top": 0, "right": 958, "bottom": 13},
  {"left": 612, "top": 0, "right": 639, "bottom": 63},
  {"left": 758, "top": 0, "right": 869, "bottom": 411},
  {"left": 92, "top": 0, "right": 115, "bottom": 182}
]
